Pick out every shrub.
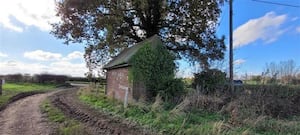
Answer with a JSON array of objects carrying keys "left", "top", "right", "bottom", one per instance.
[
  {"left": 193, "top": 69, "right": 226, "bottom": 93},
  {"left": 159, "top": 78, "right": 185, "bottom": 101}
]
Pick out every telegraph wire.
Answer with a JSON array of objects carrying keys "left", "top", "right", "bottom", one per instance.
[{"left": 252, "top": 0, "right": 300, "bottom": 8}]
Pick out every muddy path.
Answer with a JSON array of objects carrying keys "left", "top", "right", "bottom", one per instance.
[
  {"left": 50, "top": 88, "right": 153, "bottom": 135},
  {"left": 0, "top": 89, "right": 63, "bottom": 135}
]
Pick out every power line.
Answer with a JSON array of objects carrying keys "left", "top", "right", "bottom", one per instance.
[
  {"left": 217, "top": 6, "right": 228, "bottom": 32},
  {"left": 252, "top": 0, "right": 300, "bottom": 8}
]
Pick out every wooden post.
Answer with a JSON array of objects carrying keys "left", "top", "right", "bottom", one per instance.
[{"left": 119, "top": 85, "right": 128, "bottom": 108}]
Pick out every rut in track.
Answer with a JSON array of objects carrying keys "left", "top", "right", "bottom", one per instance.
[{"left": 50, "top": 88, "right": 153, "bottom": 135}]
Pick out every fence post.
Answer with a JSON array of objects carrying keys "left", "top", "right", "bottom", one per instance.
[
  {"left": 119, "top": 85, "right": 128, "bottom": 108},
  {"left": 0, "top": 79, "right": 2, "bottom": 95}
]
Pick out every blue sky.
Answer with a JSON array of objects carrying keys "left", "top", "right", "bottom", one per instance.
[
  {"left": 178, "top": 0, "right": 300, "bottom": 78},
  {"left": 0, "top": 0, "right": 299, "bottom": 77},
  {"left": 228, "top": 0, "right": 300, "bottom": 75}
]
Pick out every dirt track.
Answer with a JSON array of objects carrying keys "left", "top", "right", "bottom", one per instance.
[
  {"left": 50, "top": 88, "right": 152, "bottom": 135},
  {"left": 0, "top": 90, "right": 60, "bottom": 135},
  {"left": 0, "top": 87, "right": 152, "bottom": 135}
]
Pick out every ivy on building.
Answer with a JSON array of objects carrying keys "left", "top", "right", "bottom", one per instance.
[{"left": 129, "top": 42, "right": 184, "bottom": 101}]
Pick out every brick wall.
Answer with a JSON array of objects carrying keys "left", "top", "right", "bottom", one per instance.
[{"left": 106, "top": 67, "right": 133, "bottom": 102}]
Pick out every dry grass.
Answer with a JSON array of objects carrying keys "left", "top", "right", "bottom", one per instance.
[
  {"left": 150, "top": 94, "right": 163, "bottom": 112},
  {"left": 174, "top": 84, "right": 300, "bottom": 134},
  {"left": 212, "top": 121, "right": 232, "bottom": 135},
  {"left": 78, "top": 83, "right": 300, "bottom": 134},
  {"left": 179, "top": 90, "right": 225, "bottom": 112},
  {"left": 170, "top": 97, "right": 190, "bottom": 117}
]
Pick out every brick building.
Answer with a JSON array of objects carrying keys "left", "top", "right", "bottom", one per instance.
[{"left": 103, "top": 35, "right": 161, "bottom": 102}]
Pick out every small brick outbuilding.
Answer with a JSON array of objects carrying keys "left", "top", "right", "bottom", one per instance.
[{"left": 103, "top": 35, "right": 162, "bottom": 102}]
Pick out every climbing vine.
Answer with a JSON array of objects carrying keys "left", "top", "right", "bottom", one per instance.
[{"left": 129, "top": 41, "right": 184, "bottom": 100}]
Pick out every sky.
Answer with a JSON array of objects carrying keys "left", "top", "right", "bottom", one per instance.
[
  {"left": 178, "top": 0, "right": 300, "bottom": 78},
  {"left": 0, "top": 0, "right": 299, "bottom": 78}
]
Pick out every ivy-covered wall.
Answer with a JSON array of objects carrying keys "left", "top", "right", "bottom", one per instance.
[{"left": 129, "top": 41, "right": 184, "bottom": 100}]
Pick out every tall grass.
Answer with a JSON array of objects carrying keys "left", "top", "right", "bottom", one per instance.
[
  {"left": 78, "top": 87, "right": 241, "bottom": 135},
  {"left": 78, "top": 84, "right": 300, "bottom": 135}
]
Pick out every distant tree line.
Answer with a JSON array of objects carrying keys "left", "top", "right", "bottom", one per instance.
[
  {"left": 0, "top": 74, "right": 68, "bottom": 84},
  {"left": 34, "top": 74, "right": 68, "bottom": 84},
  {"left": 0, "top": 74, "right": 96, "bottom": 84},
  {"left": 248, "top": 60, "right": 300, "bottom": 85},
  {"left": 70, "top": 76, "right": 106, "bottom": 84}
]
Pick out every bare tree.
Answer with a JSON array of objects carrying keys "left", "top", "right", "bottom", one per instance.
[
  {"left": 279, "top": 60, "right": 299, "bottom": 84},
  {"left": 263, "top": 60, "right": 299, "bottom": 84},
  {"left": 264, "top": 62, "right": 279, "bottom": 84}
]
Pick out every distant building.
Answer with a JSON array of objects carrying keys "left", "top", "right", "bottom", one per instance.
[{"left": 103, "top": 35, "right": 162, "bottom": 102}]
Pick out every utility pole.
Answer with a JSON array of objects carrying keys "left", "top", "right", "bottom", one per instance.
[{"left": 229, "top": 0, "right": 234, "bottom": 91}]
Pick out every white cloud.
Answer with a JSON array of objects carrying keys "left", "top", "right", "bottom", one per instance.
[
  {"left": 1, "top": 50, "right": 89, "bottom": 77},
  {"left": 63, "top": 51, "right": 84, "bottom": 61},
  {"left": 24, "top": 50, "right": 85, "bottom": 62},
  {"left": 0, "top": 60, "right": 49, "bottom": 75},
  {"left": 0, "top": 52, "right": 8, "bottom": 57},
  {"left": 49, "top": 61, "right": 88, "bottom": 77},
  {"left": 234, "top": 59, "right": 246, "bottom": 65},
  {"left": 291, "top": 17, "right": 299, "bottom": 21},
  {"left": 0, "top": 16, "right": 23, "bottom": 32},
  {"left": 0, "top": 60, "right": 88, "bottom": 77},
  {"left": 24, "top": 50, "right": 62, "bottom": 61},
  {"left": 0, "top": 0, "right": 59, "bottom": 32},
  {"left": 233, "top": 12, "right": 287, "bottom": 48},
  {"left": 296, "top": 26, "right": 300, "bottom": 33}
]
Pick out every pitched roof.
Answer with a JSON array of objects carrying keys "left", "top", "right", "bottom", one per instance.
[{"left": 103, "top": 34, "right": 162, "bottom": 70}]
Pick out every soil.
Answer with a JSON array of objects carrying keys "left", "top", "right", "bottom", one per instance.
[
  {"left": 0, "top": 87, "right": 152, "bottom": 135},
  {"left": 0, "top": 90, "right": 62, "bottom": 135},
  {"left": 49, "top": 88, "right": 153, "bottom": 135}
]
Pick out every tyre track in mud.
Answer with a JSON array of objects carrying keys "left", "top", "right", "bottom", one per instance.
[{"left": 49, "top": 88, "right": 152, "bottom": 135}]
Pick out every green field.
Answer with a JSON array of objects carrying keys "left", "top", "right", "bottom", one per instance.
[{"left": 0, "top": 83, "right": 56, "bottom": 106}]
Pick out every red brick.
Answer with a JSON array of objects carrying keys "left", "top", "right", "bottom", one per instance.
[{"left": 106, "top": 67, "right": 133, "bottom": 102}]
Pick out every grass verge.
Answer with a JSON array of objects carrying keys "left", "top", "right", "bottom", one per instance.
[
  {"left": 78, "top": 88, "right": 236, "bottom": 135},
  {"left": 40, "top": 100, "right": 88, "bottom": 135},
  {"left": 78, "top": 86, "right": 300, "bottom": 135},
  {"left": 0, "top": 83, "right": 56, "bottom": 106}
]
